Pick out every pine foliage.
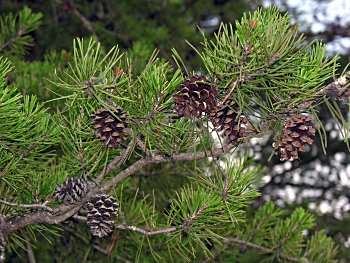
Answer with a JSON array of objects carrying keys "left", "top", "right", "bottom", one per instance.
[
  {"left": 0, "top": 7, "right": 42, "bottom": 57},
  {"left": 0, "top": 6, "right": 348, "bottom": 263}
]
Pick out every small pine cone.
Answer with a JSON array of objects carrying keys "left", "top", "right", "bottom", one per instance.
[
  {"left": 273, "top": 114, "right": 316, "bottom": 161},
  {"left": 90, "top": 103, "right": 129, "bottom": 149},
  {"left": 209, "top": 100, "right": 248, "bottom": 143},
  {"left": 54, "top": 177, "right": 88, "bottom": 205},
  {"left": 86, "top": 194, "right": 119, "bottom": 238},
  {"left": 173, "top": 75, "right": 217, "bottom": 118}
]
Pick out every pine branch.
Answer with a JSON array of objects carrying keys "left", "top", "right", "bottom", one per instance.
[
  {"left": 115, "top": 224, "right": 177, "bottom": 236},
  {"left": 226, "top": 238, "right": 301, "bottom": 262},
  {"left": 0, "top": 145, "right": 232, "bottom": 237},
  {"left": 0, "top": 200, "right": 53, "bottom": 213},
  {"left": 96, "top": 141, "right": 134, "bottom": 182},
  {"left": 25, "top": 235, "right": 36, "bottom": 263},
  {"left": 239, "top": 219, "right": 265, "bottom": 253},
  {"left": 0, "top": 28, "right": 24, "bottom": 54},
  {"left": 67, "top": 0, "right": 99, "bottom": 43},
  {"left": 183, "top": 203, "right": 208, "bottom": 231},
  {"left": 0, "top": 7, "right": 42, "bottom": 56},
  {"left": 0, "top": 196, "right": 90, "bottom": 236},
  {"left": 71, "top": 214, "right": 177, "bottom": 236},
  {"left": 101, "top": 145, "right": 231, "bottom": 191}
]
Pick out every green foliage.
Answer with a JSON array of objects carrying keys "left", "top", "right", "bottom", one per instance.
[
  {"left": 0, "top": 6, "right": 346, "bottom": 263},
  {"left": 0, "top": 57, "right": 56, "bottom": 192},
  {"left": 0, "top": 7, "right": 42, "bottom": 57},
  {"left": 189, "top": 7, "right": 342, "bottom": 146},
  {"left": 8, "top": 50, "right": 70, "bottom": 108},
  {"left": 217, "top": 202, "right": 338, "bottom": 263}
]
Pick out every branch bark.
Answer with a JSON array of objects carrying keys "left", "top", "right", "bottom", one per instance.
[
  {"left": 0, "top": 145, "right": 232, "bottom": 237},
  {"left": 101, "top": 146, "right": 231, "bottom": 191},
  {"left": 0, "top": 200, "right": 53, "bottom": 213},
  {"left": 116, "top": 224, "right": 177, "bottom": 236},
  {"left": 96, "top": 142, "right": 134, "bottom": 182},
  {"left": 226, "top": 238, "right": 302, "bottom": 262}
]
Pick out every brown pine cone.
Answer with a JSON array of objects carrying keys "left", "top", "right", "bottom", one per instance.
[
  {"left": 86, "top": 194, "right": 119, "bottom": 238},
  {"left": 273, "top": 114, "right": 316, "bottom": 161},
  {"left": 90, "top": 103, "right": 129, "bottom": 149},
  {"left": 54, "top": 177, "right": 89, "bottom": 205},
  {"left": 173, "top": 75, "right": 217, "bottom": 118},
  {"left": 209, "top": 100, "right": 248, "bottom": 143}
]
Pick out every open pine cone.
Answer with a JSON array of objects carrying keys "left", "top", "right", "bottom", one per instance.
[
  {"left": 209, "top": 100, "right": 248, "bottom": 143},
  {"left": 273, "top": 114, "right": 316, "bottom": 161},
  {"left": 91, "top": 103, "right": 129, "bottom": 150},
  {"left": 54, "top": 177, "right": 89, "bottom": 205},
  {"left": 173, "top": 75, "right": 217, "bottom": 118},
  {"left": 86, "top": 194, "right": 119, "bottom": 238}
]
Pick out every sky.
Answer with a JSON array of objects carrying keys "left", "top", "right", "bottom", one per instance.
[{"left": 264, "top": 0, "right": 350, "bottom": 54}]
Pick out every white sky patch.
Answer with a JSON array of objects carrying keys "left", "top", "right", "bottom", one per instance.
[
  {"left": 263, "top": 0, "right": 350, "bottom": 54},
  {"left": 319, "top": 201, "right": 332, "bottom": 213}
]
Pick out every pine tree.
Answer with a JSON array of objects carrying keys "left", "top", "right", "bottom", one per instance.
[{"left": 0, "top": 6, "right": 349, "bottom": 262}]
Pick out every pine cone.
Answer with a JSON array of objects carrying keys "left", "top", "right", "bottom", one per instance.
[
  {"left": 173, "top": 75, "right": 217, "bottom": 118},
  {"left": 273, "top": 114, "right": 316, "bottom": 161},
  {"left": 91, "top": 104, "right": 129, "bottom": 149},
  {"left": 86, "top": 194, "right": 119, "bottom": 238},
  {"left": 209, "top": 100, "right": 248, "bottom": 143},
  {"left": 54, "top": 177, "right": 89, "bottom": 205}
]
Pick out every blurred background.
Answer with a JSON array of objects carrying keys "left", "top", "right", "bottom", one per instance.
[{"left": 0, "top": 0, "right": 349, "bottom": 261}]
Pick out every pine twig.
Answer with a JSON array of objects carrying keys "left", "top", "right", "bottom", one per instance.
[
  {"left": 183, "top": 203, "right": 208, "bottom": 231},
  {"left": 72, "top": 215, "right": 87, "bottom": 221},
  {"left": 0, "top": 27, "right": 26, "bottom": 53},
  {"left": 0, "top": 158, "right": 14, "bottom": 177},
  {"left": 115, "top": 224, "right": 177, "bottom": 236},
  {"left": 0, "top": 200, "right": 53, "bottom": 213},
  {"left": 96, "top": 141, "right": 134, "bottom": 182},
  {"left": 71, "top": 214, "right": 177, "bottom": 236},
  {"left": 275, "top": 221, "right": 302, "bottom": 256},
  {"left": 68, "top": 0, "right": 99, "bottom": 43},
  {"left": 102, "top": 144, "right": 235, "bottom": 191},
  {"left": 212, "top": 159, "right": 230, "bottom": 198},
  {"left": 226, "top": 238, "right": 301, "bottom": 262},
  {"left": 0, "top": 145, "right": 236, "bottom": 237},
  {"left": 223, "top": 79, "right": 239, "bottom": 103},
  {"left": 25, "top": 235, "right": 36, "bottom": 263},
  {"left": 239, "top": 219, "right": 266, "bottom": 253}
]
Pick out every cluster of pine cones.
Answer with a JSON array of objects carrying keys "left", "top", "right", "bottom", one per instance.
[
  {"left": 88, "top": 74, "right": 317, "bottom": 161},
  {"left": 54, "top": 178, "right": 119, "bottom": 238},
  {"left": 173, "top": 75, "right": 317, "bottom": 161},
  {"left": 173, "top": 75, "right": 249, "bottom": 144}
]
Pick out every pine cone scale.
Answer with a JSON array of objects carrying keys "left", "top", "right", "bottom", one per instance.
[
  {"left": 209, "top": 100, "right": 248, "bottom": 144},
  {"left": 86, "top": 194, "right": 119, "bottom": 238},
  {"left": 173, "top": 75, "right": 217, "bottom": 118},
  {"left": 91, "top": 103, "right": 129, "bottom": 149},
  {"left": 54, "top": 177, "right": 89, "bottom": 205},
  {"left": 274, "top": 114, "right": 316, "bottom": 161}
]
